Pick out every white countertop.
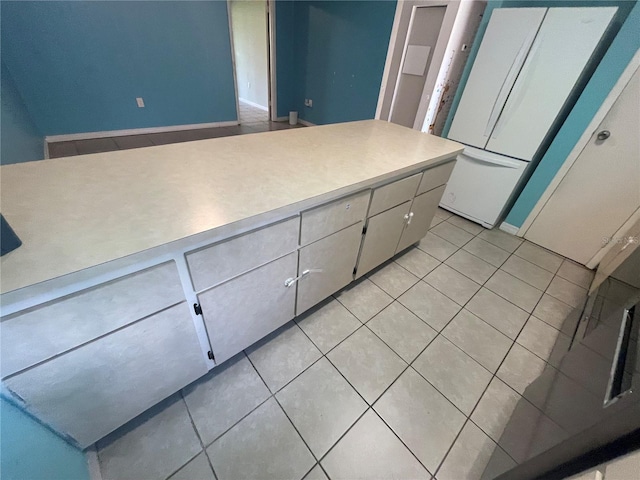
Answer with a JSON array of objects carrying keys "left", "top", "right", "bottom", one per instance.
[{"left": 0, "top": 120, "right": 462, "bottom": 294}]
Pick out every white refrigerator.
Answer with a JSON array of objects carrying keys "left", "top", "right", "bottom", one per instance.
[{"left": 442, "top": 6, "right": 616, "bottom": 228}]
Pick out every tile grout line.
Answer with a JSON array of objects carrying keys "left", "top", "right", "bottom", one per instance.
[{"left": 176, "top": 393, "right": 219, "bottom": 480}]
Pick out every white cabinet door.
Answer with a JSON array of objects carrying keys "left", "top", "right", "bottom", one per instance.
[
  {"left": 396, "top": 185, "right": 445, "bottom": 253},
  {"left": 198, "top": 253, "right": 297, "bottom": 364},
  {"left": 447, "top": 8, "right": 546, "bottom": 149},
  {"left": 486, "top": 7, "right": 617, "bottom": 160}
]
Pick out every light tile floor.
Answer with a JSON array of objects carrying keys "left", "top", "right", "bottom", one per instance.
[
  {"left": 94, "top": 208, "right": 594, "bottom": 480},
  {"left": 48, "top": 101, "right": 300, "bottom": 159}
]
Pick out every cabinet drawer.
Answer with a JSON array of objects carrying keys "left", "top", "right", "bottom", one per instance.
[
  {"left": 300, "top": 191, "right": 369, "bottom": 246},
  {"left": 297, "top": 222, "right": 363, "bottom": 315},
  {"left": 416, "top": 161, "right": 455, "bottom": 195},
  {"left": 186, "top": 217, "right": 299, "bottom": 291},
  {"left": 368, "top": 173, "right": 421, "bottom": 217},
  {"left": 5, "top": 302, "right": 208, "bottom": 447},
  {"left": 198, "top": 252, "right": 297, "bottom": 364},
  {"left": 1, "top": 262, "right": 185, "bottom": 378},
  {"left": 396, "top": 185, "right": 446, "bottom": 253}
]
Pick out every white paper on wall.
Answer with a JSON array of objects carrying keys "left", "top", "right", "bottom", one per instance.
[{"left": 402, "top": 45, "right": 431, "bottom": 76}]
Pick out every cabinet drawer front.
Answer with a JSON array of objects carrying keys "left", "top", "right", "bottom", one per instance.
[
  {"left": 5, "top": 302, "right": 208, "bottom": 447},
  {"left": 396, "top": 185, "right": 446, "bottom": 253},
  {"left": 356, "top": 201, "right": 412, "bottom": 278},
  {"left": 416, "top": 161, "right": 455, "bottom": 195},
  {"left": 300, "top": 191, "right": 369, "bottom": 246},
  {"left": 1, "top": 262, "right": 185, "bottom": 378},
  {"left": 186, "top": 217, "right": 299, "bottom": 291},
  {"left": 198, "top": 252, "right": 297, "bottom": 364},
  {"left": 369, "top": 173, "right": 421, "bottom": 217},
  {"left": 297, "top": 223, "right": 363, "bottom": 315}
]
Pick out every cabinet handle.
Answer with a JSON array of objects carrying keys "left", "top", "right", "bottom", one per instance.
[
  {"left": 404, "top": 212, "right": 414, "bottom": 225},
  {"left": 284, "top": 269, "right": 323, "bottom": 287}
]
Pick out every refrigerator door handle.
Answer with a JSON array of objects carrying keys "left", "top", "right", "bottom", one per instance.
[{"left": 461, "top": 152, "right": 522, "bottom": 169}]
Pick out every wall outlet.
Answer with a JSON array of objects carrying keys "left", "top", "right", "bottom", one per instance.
[
  {"left": 247, "top": 82, "right": 251, "bottom": 88},
  {"left": 304, "top": 98, "right": 313, "bottom": 108},
  {"left": 136, "top": 97, "right": 145, "bottom": 108}
]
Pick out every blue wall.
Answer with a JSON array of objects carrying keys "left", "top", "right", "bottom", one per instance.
[
  {"left": 1, "top": 62, "right": 44, "bottom": 164},
  {"left": 1, "top": 1, "right": 237, "bottom": 136},
  {"left": 1, "top": 397, "right": 89, "bottom": 480},
  {"left": 284, "top": 0, "right": 396, "bottom": 125}
]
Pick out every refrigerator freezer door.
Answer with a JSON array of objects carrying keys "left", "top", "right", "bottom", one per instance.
[
  {"left": 440, "top": 147, "right": 529, "bottom": 228},
  {"left": 447, "top": 8, "right": 546, "bottom": 149},
  {"left": 486, "top": 7, "right": 617, "bottom": 161}
]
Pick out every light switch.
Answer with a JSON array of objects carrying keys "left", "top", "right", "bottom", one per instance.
[{"left": 136, "top": 97, "right": 145, "bottom": 108}]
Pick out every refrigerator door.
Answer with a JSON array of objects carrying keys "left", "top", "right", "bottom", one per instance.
[
  {"left": 447, "top": 8, "right": 546, "bottom": 150},
  {"left": 440, "top": 147, "right": 529, "bottom": 228},
  {"left": 486, "top": 7, "right": 617, "bottom": 161}
]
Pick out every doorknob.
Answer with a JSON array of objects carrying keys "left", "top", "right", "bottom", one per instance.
[{"left": 597, "top": 130, "right": 610, "bottom": 141}]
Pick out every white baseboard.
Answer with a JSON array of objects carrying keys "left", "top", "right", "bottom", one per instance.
[
  {"left": 85, "top": 446, "right": 103, "bottom": 480},
  {"left": 275, "top": 116, "right": 289, "bottom": 122},
  {"left": 45, "top": 120, "right": 239, "bottom": 143},
  {"left": 298, "top": 119, "right": 316, "bottom": 127},
  {"left": 499, "top": 222, "right": 520, "bottom": 236},
  {"left": 238, "top": 98, "right": 268, "bottom": 111},
  {"left": 43, "top": 140, "right": 50, "bottom": 159}
]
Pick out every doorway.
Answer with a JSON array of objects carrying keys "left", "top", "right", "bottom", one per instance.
[{"left": 228, "top": 0, "right": 275, "bottom": 124}]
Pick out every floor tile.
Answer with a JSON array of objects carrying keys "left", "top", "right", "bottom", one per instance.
[
  {"left": 556, "top": 259, "right": 594, "bottom": 289},
  {"left": 334, "top": 278, "right": 393, "bottom": 322},
  {"left": 97, "top": 396, "right": 201, "bottom": 480},
  {"left": 442, "top": 309, "right": 512, "bottom": 372},
  {"left": 182, "top": 353, "right": 270, "bottom": 445},
  {"left": 367, "top": 301, "right": 437, "bottom": 363},
  {"left": 417, "top": 232, "right": 459, "bottom": 261},
  {"left": 471, "top": 377, "right": 521, "bottom": 443},
  {"left": 327, "top": 327, "right": 406, "bottom": 404},
  {"left": 466, "top": 288, "right": 529, "bottom": 339},
  {"left": 437, "top": 421, "right": 499, "bottom": 480},
  {"left": 276, "top": 358, "right": 367, "bottom": 457},
  {"left": 430, "top": 215, "right": 445, "bottom": 228},
  {"left": 246, "top": 322, "right": 322, "bottom": 393},
  {"left": 445, "top": 249, "right": 497, "bottom": 285},
  {"left": 532, "top": 294, "right": 575, "bottom": 330},
  {"left": 514, "top": 241, "right": 563, "bottom": 273},
  {"left": 304, "top": 464, "right": 329, "bottom": 480},
  {"left": 546, "top": 275, "right": 588, "bottom": 308},
  {"left": 75, "top": 137, "right": 119, "bottom": 155},
  {"left": 296, "top": 298, "right": 361, "bottom": 354},
  {"left": 497, "top": 343, "right": 547, "bottom": 394},
  {"left": 398, "top": 281, "right": 461, "bottom": 331},
  {"left": 480, "top": 447, "right": 517, "bottom": 480},
  {"left": 48, "top": 141, "right": 78, "bottom": 158},
  {"left": 446, "top": 215, "right": 485, "bottom": 235},
  {"left": 424, "top": 263, "right": 481, "bottom": 305},
  {"left": 486, "top": 270, "right": 543, "bottom": 313},
  {"left": 395, "top": 247, "right": 441, "bottom": 278},
  {"left": 368, "top": 261, "right": 420, "bottom": 298},
  {"left": 168, "top": 453, "right": 215, "bottom": 480},
  {"left": 501, "top": 255, "right": 554, "bottom": 291},
  {"left": 477, "top": 229, "right": 523, "bottom": 253},
  {"left": 321, "top": 410, "right": 430, "bottom": 480},
  {"left": 435, "top": 207, "right": 453, "bottom": 220},
  {"left": 413, "top": 336, "right": 492, "bottom": 415},
  {"left": 147, "top": 131, "right": 192, "bottom": 146},
  {"left": 113, "top": 135, "right": 154, "bottom": 150},
  {"left": 431, "top": 221, "right": 474, "bottom": 247},
  {"left": 207, "top": 398, "right": 314, "bottom": 480},
  {"left": 374, "top": 368, "right": 466, "bottom": 473},
  {"left": 463, "top": 237, "right": 510, "bottom": 267},
  {"left": 517, "top": 316, "right": 570, "bottom": 363}
]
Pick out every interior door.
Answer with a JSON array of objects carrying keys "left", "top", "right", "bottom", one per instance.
[
  {"left": 525, "top": 68, "right": 640, "bottom": 265},
  {"left": 389, "top": 5, "right": 446, "bottom": 128}
]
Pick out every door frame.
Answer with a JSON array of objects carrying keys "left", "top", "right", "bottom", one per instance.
[
  {"left": 517, "top": 48, "right": 640, "bottom": 242},
  {"left": 227, "top": 0, "right": 278, "bottom": 122},
  {"left": 375, "top": 0, "right": 461, "bottom": 130}
]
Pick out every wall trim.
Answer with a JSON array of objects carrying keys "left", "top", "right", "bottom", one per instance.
[
  {"left": 85, "top": 446, "right": 103, "bottom": 480},
  {"left": 499, "top": 222, "right": 519, "bottom": 236},
  {"left": 298, "top": 119, "right": 316, "bottom": 127},
  {"left": 45, "top": 121, "right": 239, "bottom": 143},
  {"left": 239, "top": 97, "right": 268, "bottom": 111},
  {"left": 518, "top": 48, "right": 640, "bottom": 237},
  {"left": 275, "top": 116, "right": 289, "bottom": 122}
]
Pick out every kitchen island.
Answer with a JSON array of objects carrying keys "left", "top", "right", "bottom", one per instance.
[{"left": 0, "top": 120, "right": 462, "bottom": 447}]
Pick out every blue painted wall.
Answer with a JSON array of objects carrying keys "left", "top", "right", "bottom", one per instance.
[
  {"left": 289, "top": 0, "right": 396, "bottom": 124},
  {"left": 1, "top": 1, "right": 237, "bottom": 136},
  {"left": 1, "top": 397, "right": 89, "bottom": 480},
  {"left": 1, "top": 62, "right": 44, "bottom": 164}
]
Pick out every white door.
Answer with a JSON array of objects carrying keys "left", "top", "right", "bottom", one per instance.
[
  {"left": 525, "top": 68, "right": 640, "bottom": 265},
  {"left": 447, "top": 8, "right": 546, "bottom": 149},
  {"left": 486, "top": 7, "right": 617, "bottom": 160}
]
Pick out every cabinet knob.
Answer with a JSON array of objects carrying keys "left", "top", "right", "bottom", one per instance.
[
  {"left": 404, "top": 212, "right": 414, "bottom": 225},
  {"left": 597, "top": 130, "right": 610, "bottom": 141}
]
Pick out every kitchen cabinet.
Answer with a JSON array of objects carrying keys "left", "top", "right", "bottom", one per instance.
[
  {"left": 396, "top": 185, "right": 446, "bottom": 253},
  {"left": 297, "top": 222, "right": 364, "bottom": 314},
  {"left": 197, "top": 253, "right": 298, "bottom": 364},
  {"left": 5, "top": 302, "right": 208, "bottom": 448}
]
